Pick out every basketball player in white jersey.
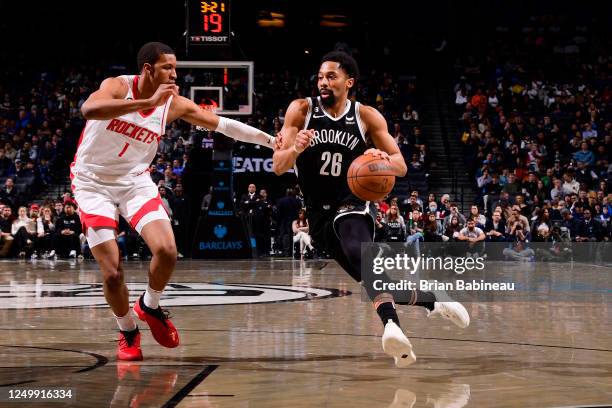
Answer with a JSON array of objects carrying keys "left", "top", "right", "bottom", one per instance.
[{"left": 74, "top": 42, "right": 275, "bottom": 360}]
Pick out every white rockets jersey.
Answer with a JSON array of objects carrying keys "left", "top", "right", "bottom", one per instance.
[{"left": 71, "top": 75, "right": 173, "bottom": 178}]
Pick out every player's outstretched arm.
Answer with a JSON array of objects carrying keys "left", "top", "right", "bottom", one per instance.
[
  {"left": 272, "top": 99, "right": 311, "bottom": 175},
  {"left": 81, "top": 78, "right": 178, "bottom": 120},
  {"left": 360, "top": 105, "right": 408, "bottom": 177},
  {"left": 170, "top": 96, "right": 276, "bottom": 149}
]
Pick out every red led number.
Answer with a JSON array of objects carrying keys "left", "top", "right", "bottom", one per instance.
[{"left": 203, "top": 13, "right": 222, "bottom": 33}]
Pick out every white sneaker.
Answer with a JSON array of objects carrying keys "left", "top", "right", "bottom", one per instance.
[
  {"left": 382, "top": 320, "right": 416, "bottom": 368},
  {"left": 427, "top": 291, "right": 470, "bottom": 328},
  {"left": 31, "top": 252, "right": 38, "bottom": 260},
  {"left": 48, "top": 250, "right": 55, "bottom": 258},
  {"left": 426, "top": 383, "right": 471, "bottom": 408},
  {"left": 69, "top": 250, "right": 77, "bottom": 258},
  {"left": 387, "top": 389, "right": 417, "bottom": 408}
]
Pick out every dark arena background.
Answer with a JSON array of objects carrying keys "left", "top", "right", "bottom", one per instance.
[{"left": 0, "top": 1, "right": 610, "bottom": 407}]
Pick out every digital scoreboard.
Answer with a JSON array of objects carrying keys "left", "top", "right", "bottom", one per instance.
[{"left": 188, "top": 0, "right": 231, "bottom": 45}]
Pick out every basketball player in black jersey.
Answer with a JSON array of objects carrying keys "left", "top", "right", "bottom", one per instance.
[{"left": 273, "top": 51, "right": 470, "bottom": 367}]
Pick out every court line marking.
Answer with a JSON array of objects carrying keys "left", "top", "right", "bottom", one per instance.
[
  {"left": 0, "top": 344, "right": 108, "bottom": 387},
  {"left": 161, "top": 365, "right": 218, "bottom": 408},
  {"left": 1, "top": 329, "right": 609, "bottom": 353}
]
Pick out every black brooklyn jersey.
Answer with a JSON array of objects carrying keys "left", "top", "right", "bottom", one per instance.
[{"left": 295, "top": 96, "right": 371, "bottom": 206}]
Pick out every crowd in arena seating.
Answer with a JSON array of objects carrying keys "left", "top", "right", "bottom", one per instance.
[{"left": 447, "top": 14, "right": 612, "bottom": 257}]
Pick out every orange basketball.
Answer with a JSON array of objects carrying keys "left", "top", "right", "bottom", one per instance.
[{"left": 347, "top": 154, "right": 396, "bottom": 201}]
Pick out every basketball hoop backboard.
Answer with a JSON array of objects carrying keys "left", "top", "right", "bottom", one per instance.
[{"left": 176, "top": 61, "right": 253, "bottom": 116}]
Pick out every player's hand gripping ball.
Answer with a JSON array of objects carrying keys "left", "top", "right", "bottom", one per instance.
[{"left": 347, "top": 150, "right": 396, "bottom": 201}]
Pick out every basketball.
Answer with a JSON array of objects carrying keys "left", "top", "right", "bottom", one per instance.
[{"left": 347, "top": 153, "right": 396, "bottom": 201}]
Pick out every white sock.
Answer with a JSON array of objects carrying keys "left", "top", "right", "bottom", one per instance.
[
  {"left": 144, "top": 285, "right": 163, "bottom": 309},
  {"left": 115, "top": 312, "right": 137, "bottom": 332}
]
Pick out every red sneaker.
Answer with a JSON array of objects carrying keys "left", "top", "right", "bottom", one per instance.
[
  {"left": 116, "top": 362, "right": 142, "bottom": 381},
  {"left": 133, "top": 294, "right": 179, "bottom": 348},
  {"left": 117, "top": 328, "right": 143, "bottom": 361}
]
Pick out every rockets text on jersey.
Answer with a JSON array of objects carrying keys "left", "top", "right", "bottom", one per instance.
[{"left": 71, "top": 75, "right": 173, "bottom": 178}]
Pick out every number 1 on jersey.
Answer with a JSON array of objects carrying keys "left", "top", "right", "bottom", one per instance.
[{"left": 118, "top": 142, "right": 130, "bottom": 157}]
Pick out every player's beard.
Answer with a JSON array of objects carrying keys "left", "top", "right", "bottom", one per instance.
[{"left": 319, "top": 90, "right": 336, "bottom": 107}]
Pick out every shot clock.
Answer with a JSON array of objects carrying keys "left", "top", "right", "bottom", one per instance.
[{"left": 188, "top": 0, "right": 231, "bottom": 45}]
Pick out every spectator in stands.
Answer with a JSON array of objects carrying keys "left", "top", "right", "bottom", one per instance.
[
  {"left": 485, "top": 211, "right": 506, "bottom": 242},
  {"left": 0, "top": 206, "right": 13, "bottom": 257},
  {"left": 406, "top": 192, "right": 423, "bottom": 213},
  {"left": 408, "top": 153, "right": 423, "bottom": 172},
  {"left": 550, "top": 178, "right": 564, "bottom": 201},
  {"left": 425, "top": 200, "right": 439, "bottom": 218},
  {"left": 292, "top": 209, "right": 314, "bottom": 257},
  {"left": 560, "top": 209, "right": 578, "bottom": 239},
  {"left": 423, "top": 212, "right": 444, "bottom": 242},
  {"left": 468, "top": 205, "right": 487, "bottom": 228},
  {"left": 515, "top": 195, "right": 530, "bottom": 216},
  {"left": 158, "top": 134, "right": 174, "bottom": 156},
  {"left": 171, "top": 159, "right": 184, "bottom": 177},
  {"left": 439, "top": 194, "right": 451, "bottom": 213},
  {"left": 531, "top": 208, "right": 552, "bottom": 242},
  {"left": 503, "top": 173, "right": 521, "bottom": 195},
  {"left": 575, "top": 209, "right": 602, "bottom": 242},
  {"left": 54, "top": 202, "right": 64, "bottom": 218},
  {"left": 0, "top": 177, "right": 17, "bottom": 210},
  {"left": 458, "top": 219, "right": 485, "bottom": 257},
  {"left": 562, "top": 172, "right": 580, "bottom": 196},
  {"left": 55, "top": 202, "right": 82, "bottom": 258},
  {"left": 575, "top": 161, "right": 597, "bottom": 189},
  {"left": 406, "top": 209, "right": 424, "bottom": 254},
  {"left": 11, "top": 206, "right": 37, "bottom": 258},
  {"left": 374, "top": 211, "right": 387, "bottom": 242},
  {"left": 483, "top": 173, "right": 502, "bottom": 199},
  {"left": 240, "top": 183, "right": 259, "bottom": 216},
  {"left": 508, "top": 205, "right": 531, "bottom": 234},
  {"left": 4, "top": 143, "right": 16, "bottom": 161},
  {"left": 444, "top": 215, "right": 462, "bottom": 243},
  {"left": 162, "top": 167, "right": 177, "bottom": 189},
  {"left": 384, "top": 205, "right": 406, "bottom": 242},
  {"left": 149, "top": 163, "right": 163, "bottom": 185},
  {"left": 62, "top": 191, "right": 76, "bottom": 207},
  {"left": 158, "top": 185, "right": 173, "bottom": 218},
  {"left": 402, "top": 104, "right": 419, "bottom": 124},
  {"left": 443, "top": 203, "right": 466, "bottom": 229},
  {"left": 36, "top": 205, "right": 56, "bottom": 259},
  {"left": 574, "top": 142, "right": 595, "bottom": 166}
]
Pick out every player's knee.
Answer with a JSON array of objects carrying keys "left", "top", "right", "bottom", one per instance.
[
  {"left": 103, "top": 269, "right": 124, "bottom": 290},
  {"left": 154, "top": 242, "right": 177, "bottom": 263}
]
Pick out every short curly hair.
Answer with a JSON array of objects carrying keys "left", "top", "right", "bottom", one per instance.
[{"left": 137, "top": 42, "right": 175, "bottom": 71}]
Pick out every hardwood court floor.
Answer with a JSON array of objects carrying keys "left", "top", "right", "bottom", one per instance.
[{"left": 0, "top": 258, "right": 610, "bottom": 407}]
